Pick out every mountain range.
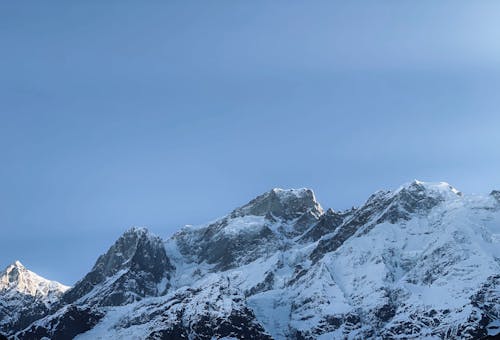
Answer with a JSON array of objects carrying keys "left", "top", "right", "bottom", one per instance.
[{"left": 1, "top": 181, "right": 499, "bottom": 339}]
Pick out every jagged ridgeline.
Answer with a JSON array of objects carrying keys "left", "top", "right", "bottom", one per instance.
[{"left": 1, "top": 181, "right": 500, "bottom": 339}]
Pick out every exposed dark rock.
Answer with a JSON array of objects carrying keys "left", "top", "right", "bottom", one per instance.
[
  {"left": 60, "top": 227, "right": 173, "bottom": 307},
  {"left": 15, "top": 305, "right": 104, "bottom": 340},
  {"left": 0, "top": 292, "right": 51, "bottom": 335},
  {"left": 174, "top": 188, "right": 326, "bottom": 270},
  {"left": 468, "top": 275, "right": 500, "bottom": 339},
  {"left": 375, "top": 303, "right": 397, "bottom": 323},
  {"left": 176, "top": 221, "right": 278, "bottom": 271},
  {"left": 286, "top": 265, "right": 308, "bottom": 287},
  {"left": 122, "top": 280, "right": 273, "bottom": 340},
  {"left": 147, "top": 325, "right": 189, "bottom": 339},
  {"left": 232, "top": 188, "right": 322, "bottom": 221},
  {"left": 246, "top": 271, "right": 275, "bottom": 296},
  {"left": 383, "top": 320, "right": 422, "bottom": 338},
  {"left": 299, "top": 208, "right": 345, "bottom": 243},
  {"left": 380, "top": 181, "right": 453, "bottom": 221},
  {"left": 309, "top": 189, "right": 397, "bottom": 262},
  {"left": 292, "top": 312, "right": 363, "bottom": 340},
  {"left": 290, "top": 209, "right": 324, "bottom": 237},
  {"left": 405, "top": 244, "right": 467, "bottom": 285},
  {"left": 491, "top": 190, "right": 500, "bottom": 202},
  {"left": 186, "top": 310, "right": 273, "bottom": 340}
]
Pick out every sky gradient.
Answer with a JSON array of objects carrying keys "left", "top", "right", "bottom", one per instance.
[{"left": 1, "top": 1, "right": 500, "bottom": 284}]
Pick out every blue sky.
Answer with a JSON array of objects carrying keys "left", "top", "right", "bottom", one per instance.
[{"left": 1, "top": 1, "right": 500, "bottom": 284}]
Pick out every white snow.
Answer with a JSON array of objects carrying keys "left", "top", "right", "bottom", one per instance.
[
  {"left": 0, "top": 261, "right": 69, "bottom": 298},
  {"left": 222, "top": 215, "right": 267, "bottom": 235}
]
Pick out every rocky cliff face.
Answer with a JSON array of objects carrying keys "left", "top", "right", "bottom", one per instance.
[
  {"left": 60, "top": 227, "right": 173, "bottom": 307},
  {"left": 3, "top": 181, "right": 500, "bottom": 339}
]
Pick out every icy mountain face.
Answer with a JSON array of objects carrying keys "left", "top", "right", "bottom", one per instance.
[
  {"left": 173, "top": 188, "right": 324, "bottom": 270},
  {"left": 6, "top": 181, "right": 500, "bottom": 339},
  {"left": 0, "top": 261, "right": 68, "bottom": 335},
  {"left": 310, "top": 181, "right": 463, "bottom": 263}
]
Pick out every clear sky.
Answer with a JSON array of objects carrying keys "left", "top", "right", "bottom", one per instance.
[{"left": 1, "top": 1, "right": 500, "bottom": 285}]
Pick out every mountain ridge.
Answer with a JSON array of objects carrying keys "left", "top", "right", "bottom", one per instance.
[{"left": 2, "top": 181, "right": 500, "bottom": 339}]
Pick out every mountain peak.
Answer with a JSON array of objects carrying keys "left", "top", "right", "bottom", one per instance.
[
  {"left": 60, "top": 226, "right": 174, "bottom": 307},
  {"left": 0, "top": 261, "right": 69, "bottom": 297},
  {"left": 396, "top": 180, "right": 462, "bottom": 198},
  {"left": 92, "top": 226, "right": 172, "bottom": 280},
  {"left": 124, "top": 226, "right": 149, "bottom": 236},
  {"left": 360, "top": 180, "right": 463, "bottom": 225},
  {"left": 233, "top": 187, "right": 323, "bottom": 220},
  {"left": 270, "top": 187, "right": 314, "bottom": 198},
  {"left": 0, "top": 262, "right": 69, "bottom": 336},
  {"left": 12, "top": 260, "right": 24, "bottom": 268},
  {"left": 4, "top": 260, "right": 26, "bottom": 273}
]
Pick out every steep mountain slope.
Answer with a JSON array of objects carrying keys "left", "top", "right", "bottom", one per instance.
[
  {"left": 4, "top": 181, "right": 500, "bottom": 339},
  {"left": 14, "top": 227, "right": 174, "bottom": 340},
  {"left": 0, "top": 261, "right": 69, "bottom": 336},
  {"left": 60, "top": 227, "right": 173, "bottom": 308}
]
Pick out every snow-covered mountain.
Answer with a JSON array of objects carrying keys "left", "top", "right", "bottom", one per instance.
[
  {"left": 0, "top": 261, "right": 69, "bottom": 335},
  {"left": 2, "top": 181, "right": 500, "bottom": 339}
]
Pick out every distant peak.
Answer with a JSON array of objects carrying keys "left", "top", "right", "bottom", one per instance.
[
  {"left": 3, "top": 260, "right": 27, "bottom": 274},
  {"left": 270, "top": 187, "right": 314, "bottom": 197},
  {"left": 108, "top": 226, "right": 165, "bottom": 263},
  {"left": 12, "top": 260, "right": 24, "bottom": 268},
  {"left": 234, "top": 187, "right": 323, "bottom": 220},
  {"left": 397, "top": 180, "right": 462, "bottom": 197},
  {"left": 268, "top": 187, "right": 318, "bottom": 204},
  {"left": 118, "top": 226, "right": 162, "bottom": 244},
  {"left": 1, "top": 260, "right": 69, "bottom": 297},
  {"left": 123, "top": 226, "right": 150, "bottom": 236}
]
